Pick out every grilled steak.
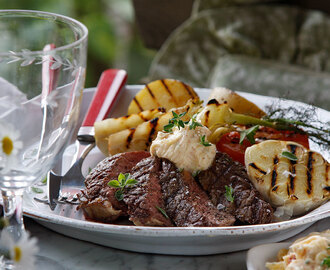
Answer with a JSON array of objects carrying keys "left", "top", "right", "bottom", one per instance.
[
  {"left": 197, "top": 152, "right": 273, "bottom": 224},
  {"left": 123, "top": 157, "right": 173, "bottom": 226},
  {"left": 158, "top": 158, "right": 236, "bottom": 227},
  {"left": 78, "top": 151, "right": 150, "bottom": 222}
]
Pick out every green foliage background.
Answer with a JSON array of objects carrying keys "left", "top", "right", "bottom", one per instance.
[{"left": 0, "top": 0, "right": 156, "bottom": 87}]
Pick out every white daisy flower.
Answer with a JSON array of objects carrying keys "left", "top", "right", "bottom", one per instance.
[
  {"left": 0, "top": 122, "right": 23, "bottom": 173},
  {"left": 0, "top": 229, "right": 39, "bottom": 270}
]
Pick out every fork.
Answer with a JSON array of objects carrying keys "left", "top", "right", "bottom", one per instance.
[{"left": 46, "top": 69, "right": 127, "bottom": 209}]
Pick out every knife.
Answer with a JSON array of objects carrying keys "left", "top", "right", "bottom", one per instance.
[{"left": 47, "top": 69, "right": 127, "bottom": 209}]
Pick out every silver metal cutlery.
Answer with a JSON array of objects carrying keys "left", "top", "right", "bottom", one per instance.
[{"left": 46, "top": 69, "right": 127, "bottom": 210}]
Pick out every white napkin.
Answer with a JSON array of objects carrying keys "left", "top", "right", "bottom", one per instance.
[{"left": 0, "top": 77, "right": 28, "bottom": 118}]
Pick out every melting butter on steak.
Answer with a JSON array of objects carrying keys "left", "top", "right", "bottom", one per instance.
[{"left": 150, "top": 125, "right": 216, "bottom": 173}]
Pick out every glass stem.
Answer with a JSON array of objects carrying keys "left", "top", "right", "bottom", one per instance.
[{"left": 1, "top": 189, "right": 25, "bottom": 242}]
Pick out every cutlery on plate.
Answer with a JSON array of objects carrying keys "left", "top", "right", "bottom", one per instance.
[{"left": 47, "top": 69, "right": 127, "bottom": 210}]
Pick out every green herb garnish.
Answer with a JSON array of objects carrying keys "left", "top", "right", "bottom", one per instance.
[
  {"left": 163, "top": 111, "right": 187, "bottom": 132},
  {"left": 281, "top": 151, "right": 298, "bottom": 161},
  {"left": 321, "top": 256, "right": 330, "bottom": 267},
  {"left": 189, "top": 114, "right": 203, "bottom": 130},
  {"left": 200, "top": 135, "right": 211, "bottom": 147},
  {"left": 31, "top": 186, "right": 43, "bottom": 194},
  {"left": 41, "top": 176, "right": 47, "bottom": 184},
  {"left": 225, "top": 185, "right": 234, "bottom": 203},
  {"left": 192, "top": 170, "right": 200, "bottom": 177},
  {"left": 108, "top": 173, "right": 138, "bottom": 201},
  {"left": 156, "top": 206, "right": 169, "bottom": 219},
  {"left": 239, "top": 125, "right": 259, "bottom": 145}
]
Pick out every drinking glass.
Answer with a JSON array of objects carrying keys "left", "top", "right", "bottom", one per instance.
[{"left": 0, "top": 10, "right": 88, "bottom": 268}]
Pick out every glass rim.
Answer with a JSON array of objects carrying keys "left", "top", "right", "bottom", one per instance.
[{"left": 0, "top": 9, "right": 88, "bottom": 56}]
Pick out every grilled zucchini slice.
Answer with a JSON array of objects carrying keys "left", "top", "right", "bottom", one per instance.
[
  {"left": 245, "top": 140, "right": 330, "bottom": 216},
  {"left": 127, "top": 79, "right": 199, "bottom": 114}
]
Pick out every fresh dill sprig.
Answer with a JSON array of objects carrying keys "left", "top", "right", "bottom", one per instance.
[{"left": 264, "top": 102, "right": 330, "bottom": 149}]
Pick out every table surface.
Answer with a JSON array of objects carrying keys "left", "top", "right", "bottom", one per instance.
[{"left": 25, "top": 217, "right": 329, "bottom": 270}]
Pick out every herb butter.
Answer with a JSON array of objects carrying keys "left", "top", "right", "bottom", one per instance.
[{"left": 150, "top": 125, "right": 216, "bottom": 173}]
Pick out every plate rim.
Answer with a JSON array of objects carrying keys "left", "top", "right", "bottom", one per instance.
[{"left": 23, "top": 86, "right": 330, "bottom": 237}]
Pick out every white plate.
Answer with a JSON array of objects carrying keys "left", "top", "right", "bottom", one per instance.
[
  {"left": 23, "top": 86, "right": 330, "bottom": 255},
  {"left": 246, "top": 242, "right": 290, "bottom": 270}
]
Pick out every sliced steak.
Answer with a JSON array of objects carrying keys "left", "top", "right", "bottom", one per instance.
[
  {"left": 158, "top": 158, "right": 236, "bottom": 227},
  {"left": 78, "top": 151, "right": 150, "bottom": 222},
  {"left": 197, "top": 152, "right": 273, "bottom": 224},
  {"left": 123, "top": 157, "right": 173, "bottom": 226}
]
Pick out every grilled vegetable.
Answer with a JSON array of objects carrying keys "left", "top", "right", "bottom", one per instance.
[
  {"left": 94, "top": 108, "right": 165, "bottom": 156},
  {"left": 108, "top": 99, "right": 202, "bottom": 155},
  {"left": 208, "top": 87, "right": 266, "bottom": 118},
  {"left": 127, "top": 79, "right": 199, "bottom": 114},
  {"left": 245, "top": 140, "right": 330, "bottom": 216}
]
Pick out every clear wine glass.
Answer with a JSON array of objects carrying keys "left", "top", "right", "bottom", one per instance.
[{"left": 0, "top": 10, "right": 88, "bottom": 268}]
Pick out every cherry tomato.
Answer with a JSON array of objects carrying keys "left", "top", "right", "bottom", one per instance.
[{"left": 216, "top": 127, "right": 309, "bottom": 165}]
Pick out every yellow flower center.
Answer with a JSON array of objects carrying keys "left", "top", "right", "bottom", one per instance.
[
  {"left": 2, "top": 136, "right": 13, "bottom": 155},
  {"left": 13, "top": 246, "right": 22, "bottom": 262}
]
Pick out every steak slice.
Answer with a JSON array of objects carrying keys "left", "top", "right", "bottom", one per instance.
[
  {"left": 158, "top": 158, "right": 236, "bottom": 227},
  {"left": 78, "top": 151, "right": 150, "bottom": 222},
  {"left": 197, "top": 152, "right": 273, "bottom": 224},
  {"left": 123, "top": 157, "right": 173, "bottom": 226}
]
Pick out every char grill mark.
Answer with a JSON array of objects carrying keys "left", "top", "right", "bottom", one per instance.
[
  {"left": 146, "top": 85, "right": 161, "bottom": 107},
  {"left": 145, "top": 118, "right": 159, "bottom": 148},
  {"left": 126, "top": 128, "right": 136, "bottom": 149},
  {"left": 207, "top": 99, "right": 219, "bottom": 105},
  {"left": 133, "top": 97, "right": 143, "bottom": 112},
  {"left": 248, "top": 163, "right": 267, "bottom": 175},
  {"left": 271, "top": 157, "right": 279, "bottom": 192},
  {"left": 306, "top": 151, "right": 314, "bottom": 195},
  {"left": 78, "top": 151, "right": 151, "bottom": 222},
  {"left": 197, "top": 152, "right": 274, "bottom": 225},
  {"left": 204, "top": 110, "right": 210, "bottom": 126},
  {"left": 158, "top": 158, "right": 235, "bottom": 227},
  {"left": 161, "top": 79, "right": 178, "bottom": 107},
  {"left": 288, "top": 144, "right": 297, "bottom": 194},
  {"left": 182, "top": 81, "right": 196, "bottom": 100},
  {"left": 271, "top": 169, "right": 277, "bottom": 192}
]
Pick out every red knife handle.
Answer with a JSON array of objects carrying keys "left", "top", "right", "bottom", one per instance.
[
  {"left": 42, "top": 43, "right": 59, "bottom": 100},
  {"left": 81, "top": 69, "right": 127, "bottom": 128}
]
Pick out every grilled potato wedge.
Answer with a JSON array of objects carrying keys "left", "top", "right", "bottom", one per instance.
[
  {"left": 108, "top": 99, "right": 202, "bottom": 155},
  {"left": 127, "top": 79, "right": 199, "bottom": 114},
  {"left": 245, "top": 140, "right": 330, "bottom": 216},
  {"left": 208, "top": 87, "right": 266, "bottom": 118},
  {"left": 94, "top": 108, "right": 165, "bottom": 156}
]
